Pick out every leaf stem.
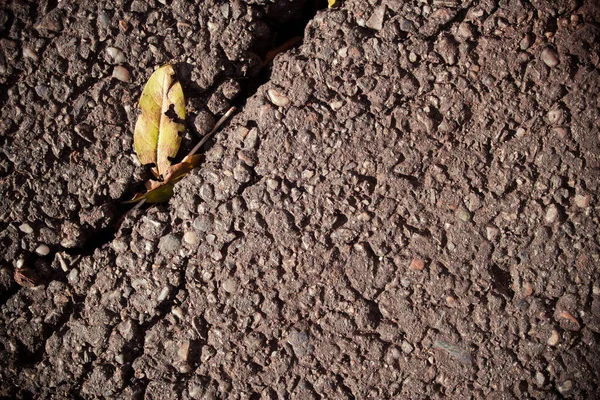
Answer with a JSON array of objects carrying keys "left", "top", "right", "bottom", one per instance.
[{"left": 187, "top": 106, "right": 236, "bottom": 158}]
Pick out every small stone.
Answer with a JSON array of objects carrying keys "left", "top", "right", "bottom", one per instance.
[
  {"left": 520, "top": 33, "right": 534, "bottom": 50},
  {"left": 158, "top": 234, "right": 181, "bottom": 254},
  {"left": 222, "top": 278, "right": 238, "bottom": 294},
  {"left": 112, "top": 66, "right": 130, "bottom": 82},
  {"left": 535, "top": 371, "right": 546, "bottom": 386},
  {"left": 267, "top": 89, "right": 290, "bottom": 107},
  {"left": 194, "top": 110, "right": 216, "bottom": 136},
  {"left": 557, "top": 380, "right": 573, "bottom": 394},
  {"left": 486, "top": 225, "right": 500, "bottom": 241},
  {"left": 23, "top": 47, "right": 39, "bottom": 61},
  {"left": 456, "top": 22, "right": 473, "bottom": 40},
  {"left": 35, "top": 244, "right": 50, "bottom": 256},
  {"left": 68, "top": 268, "right": 79, "bottom": 282},
  {"left": 19, "top": 223, "right": 33, "bottom": 234},
  {"left": 457, "top": 208, "right": 471, "bottom": 222},
  {"left": 409, "top": 258, "right": 425, "bottom": 271},
  {"left": 574, "top": 193, "right": 591, "bottom": 208},
  {"left": 157, "top": 286, "right": 170, "bottom": 302},
  {"left": 547, "top": 107, "right": 565, "bottom": 125},
  {"left": 193, "top": 215, "right": 213, "bottom": 232},
  {"left": 106, "top": 46, "right": 126, "bottom": 64},
  {"left": 178, "top": 340, "right": 190, "bottom": 361},
  {"left": 266, "top": 178, "right": 279, "bottom": 190},
  {"left": 287, "top": 330, "right": 312, "bottom": 357},
  {"left": 401, "top": 341, "right": 414, "bottom": 354},
  {"left": 98, "top": 12, "right": 110, "bottom": 27},
  {"left": 547, "top": 329, "right": 560, "bottom": 346},
  {"left": 544, "top": 204, "right": 560, "bottom": 224},
  {"left": 172, "top": 306, "right": 184, "bottom": 320},
  {"left": 183, "top": 231, "right": 198, "bottom": 245},
  {"left": 366, "top": 5, "right": 386, "bottom": 31},
  {"left": 553, "top": 126, "right": 568, "bottom": 138},
  {"left": 115, "top": 353, "right": 125, "bottom": 364},
  {"left": 541, "top": 48, "right": 559, "bottom": 68},
  {"left": 35, "top": 85, "right": 51, "bottom": 99}
]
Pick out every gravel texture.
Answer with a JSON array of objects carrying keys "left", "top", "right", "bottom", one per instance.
[{"left": 1, "top": 0, "right": 600, "bottom": 398}]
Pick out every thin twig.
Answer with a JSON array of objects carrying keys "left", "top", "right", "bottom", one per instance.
[{"left": 187, "top": 106, "right": 236, "bottom": 158}]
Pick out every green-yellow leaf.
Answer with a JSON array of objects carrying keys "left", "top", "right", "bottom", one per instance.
[
  {"left": 133, "top": 64, "right": 185, "bottom": 179},
  {"left": 328, "top": 0, "right": 336, "bottom": 8},
  {"left": 125, "top": 154, "right": 203, "bottom": 203}
]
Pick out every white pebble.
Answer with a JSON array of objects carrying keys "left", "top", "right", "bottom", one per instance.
[
  {"left": 541, "top": 48, "right": 559, "bottom": 68},
  {"left": 547, "top": 329, "right": 560, "bottom": 346},
  {"left": 35, "top": 244, "right": 50, "bottom": 256},
  {"left": 106, "top": 46, "right": 126, "bottom": 64},
  {"left": 112, "top": 66, "right": 130, "bottom": 82},
  {"left": 19, "top": 223, "right": 33, "bottom": 234},
  {"left": 544, "top": 204, "right": 559, "bottom": 224},
  {"left": 574, "top": 193, "right": 591, "bottom": 208},
  {"left": 267, "top": 89, "right": 290, "bottom": 107},
  {"left": 157, "top": 286, "right": 170, "bottom": 302}
]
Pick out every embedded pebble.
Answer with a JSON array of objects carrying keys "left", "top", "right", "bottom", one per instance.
[
  {"left": 172, "top": 306, "right": 184, "bottom": 320},
  {"left": 541, "top": 48, "right": 559, "bottom": 67},
  {"left": 157, "top": 286, "right": 170, "bottom": 302},
  {"left": 574, "top": 193, "right": 591, "bottom": 208},
  {"left": 401, "top": 341, "right": 414, "bottom": 354},
  {"left": 267, "top": 89, "right": 290, "bottom": 107},
  {"left": 535, "top": 371, "right": 546, "bottom": 386},
  {"left": 19, "top": 223, "right": 33, "bottom": 234},
  {"left": 520, "top": 33, "right": 534, "bottom": 50},
  {"left": 287, "top": 330, "right": 312, "bottom": 357},
  {"left": 547, "top": 107, "right": 564, "bottom": 125},
  {"left": 106, "top": 46, "right": 126, "bottom": 64},
  {"left": 547, "top": 329, "right": 560, "bottom": 346},
  {"left": 183, "top": 231, "right": 198, "bottom": 245},
  {"left": 112, "top": 66, "right": 130, "bottom": 82},
  {"left": 23, "top": 47, "right": 38, "bottom": 61},
  {"left": 35, "top": 244, "right": 50, "bottom": 256},
  {"left": 222, "top": 278, "right": 238, "bottom": 294},
  {"left": 544, "top": 204, "right": 560, "bottom": 224},
  {"left": 68, "top": 268, "right": 79, "bottom": 282},
  {"left": 409, "top": 258, "right": 425, "bottom": 271},
  {"left": 266, "top": 178, "right": 279, "bottom": 190},
  {"left": 557, "top": 380, "right": 573, "bottom": 394},
  {"left": 457, "top": 208, "right": 471, "bottom": 222},
  {"left": 193, "top": 215, "right": 213, "bottom": 232},
  {"left": 158, "top": 234, "right": 181, "bottom": 254},
  {"left": 366, "top": 6, "right": 385, "bottom": 31}
]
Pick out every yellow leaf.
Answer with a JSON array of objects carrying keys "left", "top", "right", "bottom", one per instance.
[
  {"left": 133, "top": 64, "right": 185, "bottom": 179},
  {"left": 125, "top": 154, "right": 203, "bottom": 203},
  {"left": 328, "top": 0, "right": 337, "bottom": 8}
]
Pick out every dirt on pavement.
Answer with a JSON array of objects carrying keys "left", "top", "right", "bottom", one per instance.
[{"left": 1, "top": 0, "right": 600, "bottom": 399}]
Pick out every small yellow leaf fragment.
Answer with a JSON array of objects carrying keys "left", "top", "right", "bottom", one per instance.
[
  {"left": 328, "top": 0, "right": 336, "bottom": 8},
  {"left": 133, "top": 64, "right": 185, "bottom": 179},
  {"left": 125, "top": 155, "right": 203, "bottom": 204}
]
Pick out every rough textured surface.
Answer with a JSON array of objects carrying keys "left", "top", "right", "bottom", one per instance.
[{"left": 2, "top": 0, "right": 600, "bottom": 399}]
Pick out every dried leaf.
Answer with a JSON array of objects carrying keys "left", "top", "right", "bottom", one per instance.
[
  {"left": 14, "top": 268, "right": 39, "bottom": 288},
  {"left": 328, "top": 0, "right": 337, "bottom": 8},
  {"left": 133, "top": 64, "right": 185, "bottom": 178},
  {"left": 126, "top": 155, "right": 203, "bottom": 203}
]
